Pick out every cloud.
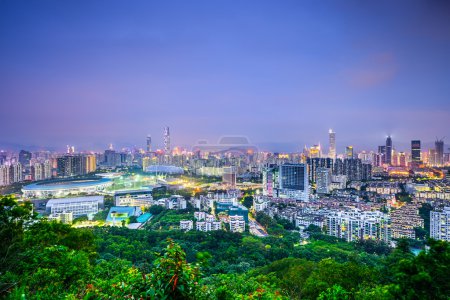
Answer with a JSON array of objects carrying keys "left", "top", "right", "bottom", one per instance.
[{"left": 343, "top": 52, "right": 398, "bottom": 88}]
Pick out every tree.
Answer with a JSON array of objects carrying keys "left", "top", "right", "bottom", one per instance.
[{"left": 0, "top": 196, "right": 35, "bottom": 286}]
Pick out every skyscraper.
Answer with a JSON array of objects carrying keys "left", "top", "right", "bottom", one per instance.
[
  {"left": 385, "top": 136, "right": 392, "bottom": 165},
  {"left": 345, "top": 146, "right": 354, "bottom": 159},
  {"left": 316, "top": 167, "right": 332, "bottom": 194},
  {"left": 19, "top": 150, "right": 31, "bottom": 167},
  {"left": 278, "top": 163, "right": 309, "bottom": 201},
  {"left": 328, "top": 129, "right": 336, "bottom": 159},
  {"left": 146, "top": 135, "right": 152, "bottom": 152},
  {"left": 435, "top": 139, "right": 444, "bottom": 166},
  {"left": 164, "top": 126, "right": 171, "bottom": 154},
  {"left": 411, "top": 140, "right": 421, "bottom": 163}
]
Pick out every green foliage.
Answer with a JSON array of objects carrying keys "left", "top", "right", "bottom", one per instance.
[
  {"left": 149, "top": 204, "right": 165, "bottom": 215},
  {"left": 241, "top": 195, "right": 253, "bottom": 209},
  {"left": 1, "top": 195, "right": 449, "bottom": 300},
  {"left": 354, "top": 239, "right": 392, "bottom": 256},
  {"left": 419, "top": 203, "right": 432, "bottom": 236}
]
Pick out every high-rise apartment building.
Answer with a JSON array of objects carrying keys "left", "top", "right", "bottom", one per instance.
[
  {"left": 0, "top": 165, "right": 10, "bottom": 186},
  {"left": 411, "top": 140, "right": 421, "bottom": 163},
  {"left": 435, "top": 139, "right": 444, "bottom": 166},
  {"left": 430, "top": 207, "right": 450, "bottom": 241},
  {"left": 316, "top": 167, "right": 332, "bottom": 194},
  {"left": 222, "top": 166, "right": 237, "bottom": 187},
  {"left": 9, "top": 163, "right": 23, "bottom": 183},
  {"left": 333, "top": 158, "right": 372, "bottom": 181},
  {"left": 345, "top": 146, "right": 354, "bottom": 159},
  {"left": 385, "top": 136, "right": 392, "bottom": 165},
  {"left": 146, "top": 135, "right": 152, "bottom": 152},
  {"left": 328, "top": 129, "right": 336, "bottom": 159},
  {"left": 306, "top": 157, "right": 333, "bottom": 183},
  {"left": 84, "top": 154, "right": 97, "bottom": 173},
  {"left": 164, "top": 126, "right": 171, "bottom": 154},
  {"left": 19, "top": 150, "right": 32, "bottom": 168}
]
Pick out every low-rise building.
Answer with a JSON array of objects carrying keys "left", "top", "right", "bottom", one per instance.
[
  {"left": 106, "top": 206, "right": 142, "bottom": 226},
  {"left": 114, "top": 189, "right": 153, "bottom": 208},
  {"left": 180, "top": 220, "right": 193, "bottom": 231},
  {"left": 46, "top": 196, "right": 104, "bottom": 218},
  {"left": 164, "top": 195, "right": 187, "bottom": 210},
  {"left": 229, "top": 215, "right": 246, "bottom": 232}
]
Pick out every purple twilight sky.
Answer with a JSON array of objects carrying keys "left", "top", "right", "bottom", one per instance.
[{"left": 1, "top": 0, "right": 449, "bottom": 153}]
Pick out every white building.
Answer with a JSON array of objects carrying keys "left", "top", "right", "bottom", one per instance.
[
  {"left": 48, "top": 212, "right": 73, "bottom": 224},
  {"left": 0, "top": 165, "right": 10, "bottom": 186},
  {"left": 114, "top": 189, "right": 153, "bottom": 208},
  {"left": 326, "top": 210, "right": 391, "bottom": 242},
  {"left": 196, "top": 221, "right": 211, "bottom": 232},
  {"left": 229, "top": 215, "right": 246, "bottom": 232},
  {"left": 9, "top": 163, "right": 23, "bottom": 184},
  {"left": 316, "top": 167, "right": 332, "bottom": 194},
  {"left": 194, "top": 211, "right": 206, "bottom": 221},
  {"left": 164, "top": 195, "right": 187, "bottom": 210},
  {"left": 296, "top": 214, "right": 325, "bottom": 229},
  {"left": 180, "top": 220, "right": 194, "bottom": 231},
  {"left": 430, "top": 207, "right": 450, "bottom": 241},
  {"left": 253, "top": 195, "right": 270, "bottom": 212},
  {"left": 46, "top": 196, "right": 104, "bottom": 218}
]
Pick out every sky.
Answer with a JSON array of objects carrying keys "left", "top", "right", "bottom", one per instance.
[{"left": 1, "top": 0, "right": 450, "bottom": 153}]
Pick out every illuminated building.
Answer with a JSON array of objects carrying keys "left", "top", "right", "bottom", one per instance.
[
  {"left": 398, "top": 152, "right": 406, "bottom": 167},
  {"left": 31, "top": 162, "right": 44, "bottom": 181},
  {"left": 84, "top": 154, "right": 96, "bottom": 173},
  {"left": 329, "top": 129, "right": 336, "bottom": 159},
  {"left": 164, "top": 126, "right": 171, "bottom": 154},
  {"left": 0, "top": 165, "right": 10, "bottom": 186},
  {"left": 262, "top": 165, "right": 278, "bottom": 197},
  {"left": 411, "top": 140, "right": 421, "bottom": 163},
  {"left": 279, "top": 163, "right": 309, "bottom": 201},
  {"left": 334, "top": 158, "right": 372, "bottom": 181},
  {"left": 385, "top": 136, "right": 393, "bottom": 165},
  {"left": 326, "top": 210, "right": 391, "bottom": 242},
  {"left": 114, "top": 189, "right": 153, "bottom": 208},
  {"left": 309, "top": 144, "right": 321, "bottom": 158},
  {"left": 307, "top": 158, "right": 333, "bottom": 183},
  {"left": 378, "top": 145, "right": 386, "bottom": 165},
  {"left": 345, "top": 146, "right": 354, "bottom": 159},
  {"left": 430, "top": 207, "right": 450, "bottom": 242},
  {"left": 316, "top": 167, "right": 332, "bottom": 194},
  {"left": 222, "top": 166, "right": 237, "bottom": 187},
  {"left": 46, "top": 196, "right": 104, "bottom": 218},
  {"left": 9, "top": 162, "right": 23, "bottom": 183},
  {"left": 390, "top": 204, "right": 424, "bottom": 239},
  {"left": 22, "top": 177, "right": 112, "bottom": 198}
]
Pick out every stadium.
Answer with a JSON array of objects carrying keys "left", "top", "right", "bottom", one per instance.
[{"left": 22, "top": 177, "right": 113, "bottom": 198}]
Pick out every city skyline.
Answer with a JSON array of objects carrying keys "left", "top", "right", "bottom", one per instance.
[{"left": 1, "top": 1, "right": 450, "bottom": 151}]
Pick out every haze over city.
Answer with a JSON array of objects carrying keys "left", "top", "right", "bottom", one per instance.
[{"left": 1, "top": 1, "right": 450, "bottom": 152}]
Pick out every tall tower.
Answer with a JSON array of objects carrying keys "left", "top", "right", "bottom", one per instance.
[
  {"left": 435, "top": 138, "right": 444, "bottom": 166},
  {"left": 345, "top": 146, "right": 354, "bottom": 159},
  {"left": 146, "top": 135, "right": 152, "bottom": 152},
  {"left": 411, "top": 140, "right": 421, "bottom": 162},
  {"left": 164, "top": 126, "right": 171, "bottom": 154},
  {"left": 385, "top": 136, "right": 392, "bottom": 165},
  {"left": 328, "top": 129, "right": 336, "bottom": 159}
]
